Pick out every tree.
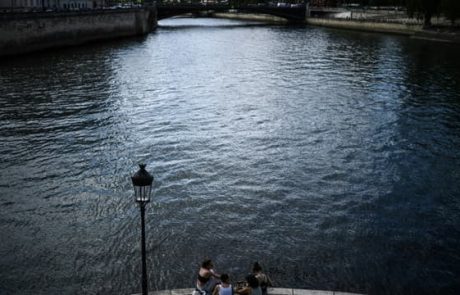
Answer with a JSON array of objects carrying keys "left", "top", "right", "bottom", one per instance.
[
  {"left": 405, "top": 0, "right": 441, "bottom": 27},
  {"left": 369, "top": 0, "right": 405, "bottom": 6},
  {"left": 441, "top": 0, "right": 460, "bottom": 24}
]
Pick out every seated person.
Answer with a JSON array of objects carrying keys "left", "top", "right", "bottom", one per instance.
[
  {"left": 235, "top": 274, "right": 261, "bottom": 295},
  {"left": 196, "top": 259, "right": 221, "bottom": 295},
  {"left": 213, "top": 274, "right": 233, "bottom": 295}
]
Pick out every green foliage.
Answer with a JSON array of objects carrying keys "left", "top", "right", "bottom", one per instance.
[
  {"left": 405, "top": 0, "right": 440, "bottom": 17},
  {"left": 368, "top": 0, "right": 405, "bottom": 5},
  {"left": 321, "top": 0, "right": 460, "bottom": 24},
  {"left": 441, "top": 0, "right": 460, "bottom": 24},
  {"left": 405, "top": 0, "right": 441, "bottom": 26},
  {"left": 405, "top": 0, "right": 460, "bottom": 26}
]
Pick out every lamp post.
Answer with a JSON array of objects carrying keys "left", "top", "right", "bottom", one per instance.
[{"left": 131, "top": 164, "right": 154, "bottom": 295}]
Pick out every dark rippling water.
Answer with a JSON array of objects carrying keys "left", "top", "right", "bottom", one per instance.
[{"left": 1, "top": 18, "right": 460, "bottom": 295}]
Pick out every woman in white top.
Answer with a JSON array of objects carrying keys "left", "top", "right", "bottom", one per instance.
[{"left": 213, "top": 274, "right": 233, "bottom": 295}]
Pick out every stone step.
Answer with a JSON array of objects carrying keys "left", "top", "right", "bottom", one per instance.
[{"left": 132, "top": 288, "right": 364, "bottom": 295}]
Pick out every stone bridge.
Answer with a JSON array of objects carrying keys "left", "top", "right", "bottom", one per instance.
[{"left": 156, "top": 3, "right": 308, "bottom": 22}]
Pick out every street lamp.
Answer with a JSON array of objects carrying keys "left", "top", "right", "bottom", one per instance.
[{"left": 131, "top": 163, "right": 154, "bottom": 295}]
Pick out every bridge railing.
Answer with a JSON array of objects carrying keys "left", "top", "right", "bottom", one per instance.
[{"left": 153, "top": 0, "right": 307, "bottom": 6}]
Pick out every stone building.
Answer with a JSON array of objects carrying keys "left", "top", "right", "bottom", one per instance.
[{"left": 0, "top": 0, "right": 105, "bottom": 11}]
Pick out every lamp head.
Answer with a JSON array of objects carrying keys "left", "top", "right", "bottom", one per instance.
[{"left": 131, "top": 164, "right": 154, "bottom": 203}]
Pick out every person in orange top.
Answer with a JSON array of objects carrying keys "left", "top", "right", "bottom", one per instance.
[{"left": 235, "top": 274, "right": 262, "bottom": 295}]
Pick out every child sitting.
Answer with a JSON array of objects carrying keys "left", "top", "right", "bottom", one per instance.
[{"left": 213, "top": 273, "right": 233, "bottom": 295}]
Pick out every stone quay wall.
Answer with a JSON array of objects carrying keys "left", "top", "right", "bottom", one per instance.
[
  {"left": 213, "top": 12, "right": 289, "bottom": 24},
  {"left": 305, "top": 17, "right": 422, "bottom": 35},
  {"left": 305, "top": 17, "right": 460, "bottom": 43},
  {"left": 0, "top": 8, "right": 157, "bottom": 56}
]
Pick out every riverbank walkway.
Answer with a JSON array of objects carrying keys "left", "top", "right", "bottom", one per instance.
[{"left": 133, "top": 288, "right": 364, "bottom": 295}]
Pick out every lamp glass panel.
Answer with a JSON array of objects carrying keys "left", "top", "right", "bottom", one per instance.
[{"left": 135, "top": 185, "right": 152, "bottom": 202}]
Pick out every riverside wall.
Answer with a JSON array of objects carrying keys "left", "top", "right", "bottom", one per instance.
[
  {"left": 305, "top": 17, "right": 460, "bottom": 43},
  {"left": 214, "top": 10, "right": 459, "bottom": 43},
  {"left": 305, "top": 17, "right": 422, "bottom": 36},
  {"left": 0, "top": 8, "right": 157, "bottom": 56},
  {"left": 213, "top": 12, "right": 288, "bottom": 24}
]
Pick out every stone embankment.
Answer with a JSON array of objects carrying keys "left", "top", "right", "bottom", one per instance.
[
  {"left": 305, "top": 17, "right": 460, "bottom": 43},
  {"left": 214, "top": 9, "right": 460, "bottom": 44},
  {"left": 213, "top": 12, "right": 288, "bottom": 24},
  {"left": 133, "top": 288, "right": 364, "bottom": 295},
  {"left": 0, "top": 8, "right": 157, "bottom": 56}
]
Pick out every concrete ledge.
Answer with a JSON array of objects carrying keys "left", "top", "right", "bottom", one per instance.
[
  {"left": 271, "top": 288, "right": 294, "bottom": 295},
  {"left": 305, "top": 17, "right": 421, "bottom": 36},
  {"left": 133, "top": 288, "right": 364, "bottom": 295},
  {"left": 305, "top": 17, "right": 460, "bottom": 43}
]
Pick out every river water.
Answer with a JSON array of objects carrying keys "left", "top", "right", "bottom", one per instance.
[{"left": 1, "top": 18, "right": 460, "bottom": 295}]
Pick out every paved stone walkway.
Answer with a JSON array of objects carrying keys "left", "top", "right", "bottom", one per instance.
[{"left": 133, "top": 287, "right": 364, "bottom": 295}]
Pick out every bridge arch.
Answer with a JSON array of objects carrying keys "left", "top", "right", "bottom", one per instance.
[{"left": 155, "top": 3, "right": 307, "bottom": 22}]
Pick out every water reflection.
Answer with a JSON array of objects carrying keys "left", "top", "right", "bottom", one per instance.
[{"left": 1, "top": 18, "right": 460, "bottom": 295}]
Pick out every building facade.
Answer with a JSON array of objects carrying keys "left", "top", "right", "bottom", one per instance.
[{"left": 0, "top": 0, "right": 106, "bottom": 11}]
